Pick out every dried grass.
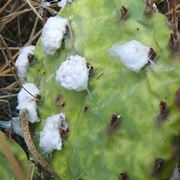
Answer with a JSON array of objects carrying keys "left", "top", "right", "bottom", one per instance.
[
  {"left": 0, "top": 0, "right": 60, "bottom": 120},
  {"left": 0, "top": 1, "right": 60, "bottom": 178}
]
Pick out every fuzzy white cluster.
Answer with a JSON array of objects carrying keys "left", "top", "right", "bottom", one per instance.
[
  {"left": 58, "top": 0, "right": 72, "bottom": 8},
  {"left": 11, "top": 117, "right": 23, "bottom": 137},
  {"left": 0, "top": 117, "right": 23, "bottom": 137},
  {"left": 41, "top": 16, "right": 68, "bottom": 55},
  {"left": 39, "top": 113, "right": 68, "bottom": 153},
  {"left": 56, "top": 55, "right": 89, "bottom": 91},
  {"left": 109, "top": 40, "right": 150, "bottom": 72},
  {"left": 15, "top": 46, "right": 35, "bottom": 84},
  {"left": 17, "top": 83, "right": 40, "bottom": 123},
  {"left": 58, "top": 0, "right": 68, "bottom": 8},
  {"left": 43, "top": 0, "right": 71, "bottom": 8},
  {"left": 43, "top": 1, "right": 50, "bottom": 7}
]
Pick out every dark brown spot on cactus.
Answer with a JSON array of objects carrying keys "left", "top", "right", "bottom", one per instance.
[
  {"left": 36, "top": 95, "right": 41, "bottom": 105},
  {"left": 172, "top": 135, "right": 180, "bottom": 156},
  {"left": 27, "top": 53, "right": 34, "bottom": 64},
  {"left": 84, "top": 106, "right": 89, "bottom": 112},
  {"left": 96, "top": 73, "right": 104, "bottom": 80},
  {"left": 55, "top": 95, "right": 65, "bottom": 108},
  {"left": 107, "top": 114, "right": 121, "bottom": 135},
  {"left": 59, "top": 127, "right": 69, "bottom": 139},
  {"left": 157, "top": 101, "right": 169, "bottom": 122},
  {"left": 119, "top": 172, "right": 128, "bottom": 180},
  {"left": 148, "top": 48, "right": 157, "bottom": 62},
  {"left": 60, "top": 102, "right": 65, "bottom": 108},
  {"left": 86, "top": 63, "right": 93, "bottom": 75},
  {"left": 55, "top": 95, "right": 62, "bottom": 106},
  {"left": 36, "top": 94, "right": 41, "bottom": 101},
  {"left": 151, "top": 158, "right": 164, "bottom": 177},
  {"left": 77, "top": 177, "right": 84, "bottom": 180},
  {"left": 120, "top": 6, "right": 128, "bottom": 20},
  {"left": 175, "top": 88, "right": 180, "bottom": 108},
  {"left": 59, "top": 117, "right": 69, "bottom": 138}
]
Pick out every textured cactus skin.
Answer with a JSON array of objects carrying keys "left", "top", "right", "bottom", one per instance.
[{"left": 28, "top": 0, "right": 180, "bottom": 179}]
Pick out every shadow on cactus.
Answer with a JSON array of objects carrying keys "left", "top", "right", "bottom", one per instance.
[{"left": 25, "top": 0, "right": 180, "bottom": 179}]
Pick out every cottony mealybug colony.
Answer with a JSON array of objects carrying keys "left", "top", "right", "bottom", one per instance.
[{"left": 14, "top": 0, "right": 180, "bottom": 179}]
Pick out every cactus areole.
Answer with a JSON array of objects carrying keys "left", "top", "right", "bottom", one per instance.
[{"left": 27, "top": 0, "right": 180, "bottom": 179}]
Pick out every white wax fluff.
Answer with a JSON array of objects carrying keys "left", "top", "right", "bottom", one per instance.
[
  {"left": 109, "top": 40, "right": 150, "bottom": 72},
  {"left": 12, "top": 117, "right": 23, "bottom": 137},
  {"left": 58, "top": 0, "right": 68, "bottom": 8},
  {"left": 43, "top": 1, "right": 50, "bottom": 7},
  {"left": 41, "top": 16, "right": 68, "bottom": 55},
  {"left": 58, "top": 0, "right": 72, "bottom": 8},
  {"left": 56, "top": 55, "right": 89, "bottom": 91},
  {"left": 39, "top": 113, "right": 68, "bottom": 153},
  {"left": 17, "top": 83, "right": 40, "bottom": 123},
  {"left": 15, "top": 46, "right": 35, "bottom": 84},
  {"left": 0, "top": 117, "right": 23, "bottom": 137}
]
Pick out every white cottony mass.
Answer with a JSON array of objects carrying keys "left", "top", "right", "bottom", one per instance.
[
  {"left": 15, "top": 46, "right": 35, "bottom": 84},
  {"left": 109, "top": 40, "right": 151, "bottom": 72},
  {"left": 41, "top": 16, "right": 68, "bottom": 55},
  {"left": 39, "top": 113, "right": 68, "bottom": 153},
  {"left": 0, "top": 117, "right": 23, "bottom": 137},
  {"left": 58, "top": 0, "right": 68, "bottom": 8},
  {"left": 43, "top": 0, "right": 71, "bottom": 7},
  {"left": 17, "top": 83, "right": 40, "bottom": 123},
  {"left": 56, "top": 55, "right": 89, "bottom": 91}
]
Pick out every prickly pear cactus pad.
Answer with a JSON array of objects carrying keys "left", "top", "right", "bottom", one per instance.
[{"left": 27, "top": 0, "right": 180, "bottom": 179}]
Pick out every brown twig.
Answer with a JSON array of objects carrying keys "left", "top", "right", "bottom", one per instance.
[
  {"left": 24, "top": 0, "right": 44, "bottom": 21},
  {"left": 172, "top": 0, "right": 177, "bottom": 37},
  {"left": 0, "top": 0, "right": 12, "bottom": 15},
  {"left": 20, "top": 110, "right": 61, "bottom": 179},
  {"left": 27, "top": 0, "right": 44, "bottom": 45}
]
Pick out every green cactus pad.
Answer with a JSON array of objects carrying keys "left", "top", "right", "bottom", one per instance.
[{"left": 28, "top": 0, "right": 180, "bottom": 179}]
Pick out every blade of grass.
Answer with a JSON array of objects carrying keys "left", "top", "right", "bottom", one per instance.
[
  {"left": 0, "top": 131, "right": 26, "bottom": 180},
  {"left": 27, "top": 162, "right": 35, "bottom": 180},
  {"left": 0, "top": 0, "right": 12, "bottom": 15}
]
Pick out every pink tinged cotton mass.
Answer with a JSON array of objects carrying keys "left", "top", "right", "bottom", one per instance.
[
  {"left": 41, "top": 16, "right": 68, "bottom": 55},
  {"left": 56, "top": 55, "right": 89, "bottom": 91}
]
